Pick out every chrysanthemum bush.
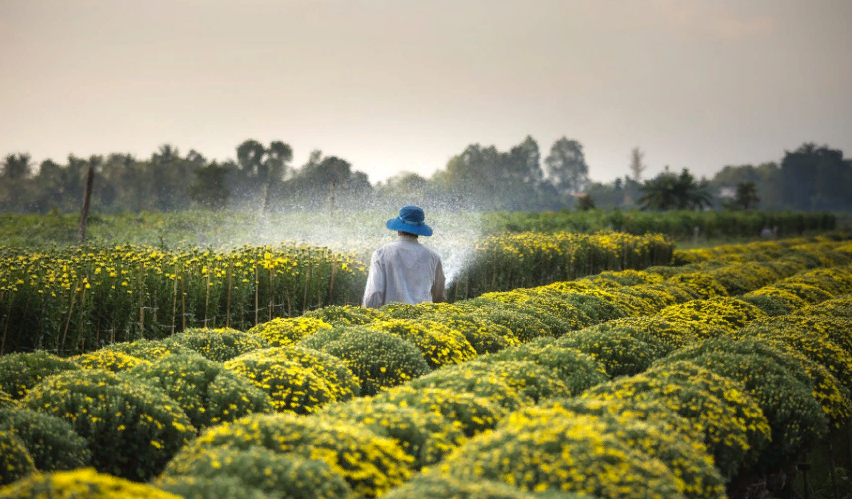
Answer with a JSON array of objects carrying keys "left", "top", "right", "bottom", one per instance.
[
  {"left": 555, "top": 327, "right": 661, "bottom": 378},
  {"left": 748, "top": 315, "right": 852, "bottom": 357},
  {"left": 154, "top": 475, "right": 271, "bottom": 499},
  {"left": 501, "top": 404, "right": 726, "bottom": 499},
  {"left": 481, "top": 337, "right": 607, "bottom": 395},
  {"left": 0, "top": 468, "right": 181, "bottom": 499},
  {"left": 438, "top": 412, "right": 685, "bottom": 499},
  {"left": 0, "top": 430, "right": 35, "bottom": 486},
  {"left": 477, "top": 290, "right": 595, "bottom": 331},
  {"left": 742, "top": 286, "right": 808, "bottom": 312},
  {"left": 795, "top": 294, "right": 852, "bottom": 318},
  {"left": 21, "top": 369, "right": 196, "bottom": 481},
  {"left": 101, "top": 338, "right": 193, "bottom": 361},
  {"left": 73, "top": 350, "right": 150, "bottom": 373},
  {"left": 130, "top": 352, "right": 273, "bottom": 430},
  {"left": 224, "top": 345, "right": 359, "bottom": 414},
  {"left": 410, "top": 359, "right": 571, "bottom": 410},
  {"left": 598, "top": 316, "right": 698, "bottom": 354},
  {"left": 367, "top": 319, "right": 477, "bottom": 369},
  {"left": 166, "top": 413, "right": 412, "bottom": 498},
  {"left": 584, "top": 361, "right": 771, "bottom": 481},
  {"left": 381, "top": 473, "right": 589, "bottom": 499},
  {"left": 666, "top": 273, "right": 727, "bottom": 299},
  {"left": 299, "top": 326, "right": 430, "bottom": 395},
  {"left": 159, "top": 444, "right": 353, "bottom": 499},
  {"left": 161, "top": 327, "right": 268, "bottom": 362},
  {"left": 303, "top": 304, "right": 387, "bottom": 326},
  {"left": 580, "top": 269, "right": 664, "bottom": 288},
  {"left": 772, "top": 281, "right": 833, "bottom": 304},
  {"left": 246, "top": 316, "right": 332, "bottom": 347},
  {"left": 0, "top": 406, "right": 91, "bottom": 472},
  {"left": 0, "top": 351, "right": 79, "bottom": 400},
  {"left": 559, "top": 291, "right": 633, "bottom": 322},
  {"left": 454, "top": 297, "right": 568, "bottom": 341},
  {"left": 319, "top": 398, "right": 466, "bottom": 469},
  {"left": 371, "top": 386, "right": 502, "bottom": 437},
  {"left": 737, "top": 294, "right": 796, "bottom": 317},
  {"left": 418, "top": 312, "right": 519, "bottom": 355},
  {"left": 660, "top": 339, "right": 828, "bottom": 473},
  {"left": 0, "top": 390, "right": 14, "bottom": 408}
]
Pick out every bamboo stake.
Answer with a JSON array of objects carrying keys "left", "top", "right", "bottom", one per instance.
[
  {"left": 77, "top": 165, "right": 95, "bottom": 244},
  {"left": 1, "top": 297, "right": 14, "bottom": 356},
  {"left": 226, "top": 261, "right": 233, "bottom": 329},
  {"left": 254, "top": 265, "right": 259, "bottom": 326},
  {"left": 329, "top": 255, "right": 337, "bottom": 305},
  {"left": 302, "top": 264, "right": 311, "bottom": 314},
  {"left": 269, "top": 267, "right": 274, "bottom": 321},
  {"left": 171, "top": 265, "right": 179, "bottom": 335},
  {"left": 59, "top": 280, "right": 81, "bottom": 354},
  {"left": 204, "top": 266, "right": 211, "bottom": 328},
  {"left": 181, "top": 274, "right": 186, "bottom": 330}
]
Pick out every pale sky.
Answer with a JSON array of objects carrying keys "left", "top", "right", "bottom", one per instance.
[{"left": 1, "top": 0, "right": 851, "bottom": 184}]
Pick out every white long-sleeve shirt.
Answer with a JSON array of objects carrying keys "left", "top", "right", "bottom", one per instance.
[{"left": 362, "top": 234, "right": 446, "bottom": 309}]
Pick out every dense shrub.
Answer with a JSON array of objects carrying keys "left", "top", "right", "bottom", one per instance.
[
  {"left": 224, "top": 346, "right": 358, "bottom": 414},
  {"left": 419, "top": 312, "right": 519, "bottom": 355},
  {"left": 161, "top": 327, "right": 268, "bottom": 362},
  {"left": 455, "top": 298, "right": 569, "bottom": 341},
  {"left": 794, "top": 295, "right": 852, "bottom": 318},
  {"left": 0, "top": 406, "right": 90, "bottom": 472},
  {"left": 372, "top": 386, "right": 502, "bottom": 437},
  {"left": 155, "top": 475, "right": 271, "bottom": 499},
  {"left": 0, "top": 431, "right": 35, "bottom": 486},
  {"left": 299, "top": 326, "right": 430, "bottom": 395},
  {"left": 667, "top": 273, "right": 727, "bottom": 299},
  {"left": 303, "top": 305, "right": 386, "bottom": 326},
  {"left": 102, "top": 338, "right": 193, "bottom": 361},
  {"left": 748, "top": 315, "right": 852, "bottom": 356},
  {"left": 246, "top": 316, "right": 332, "bottom": 347},
  {"left": 737, "top": 294, "right": 795, "bottom": 317},
  {"left": 130, "top": 352, "right": 273, "bottom": 429},
  {"left": 167, "top": 413, "right": 412, "bottom": 498},
  {"left": 772, "top": 282, "right": 833, "bottom": 304},
  {"left": 742, "top": 287, "right": 808, "bottom": 311},
  {"left": 320, "top": 399, "right": 467, "bottom": 468},
  {"left": 556, "top": 328, "right": 660, "bottom": 378},
  {"left": 0, "top": 351, "right": 79, "bottom": 400},
  {"left": 160, "top": 445, "right": 353, "bottom": 499},
  {"left": 660, "top": 342, "right": 828, "bottom": 473},
  {"left": 73, "top": 350, "right": 150, "bottom": 372},
  {"left": 367, "top": 319, "right": 477, "bottom": 369},
  {"left": 0, "top": 390, "right": 14, "bottom": 408},
  {"left": 598, "top": 316, "right": 698, "bottom": 354},
  {"left": 382, "top": 473, "right": 589, "bottom": 499},
  {"left": 438, "top": 413, "right": 685, "bottom": 499},
  {"left": 482, "top": 337, "right": 607, "bottom": 394},
  {"left": 22, "top": 369, "right": 196, "bottom": 481},
  {"left": 584, "top": 361, "right": 771, "bottom": 481},
  {"left": 501, "top": 404, "right": 726, "bottom": 499},
  {"left": 0, "top": 468, "right": 180, "bottom": 498},
  {"left": 477, "top": 291, "right": 594, "bottom": 331},
  {"left": 411, "top": 360, "right": 571, "bottom": 410}
]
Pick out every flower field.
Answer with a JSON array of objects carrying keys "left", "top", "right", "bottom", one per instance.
[{"left": 1, "top": 235, "right": 852, "bottom": 498}]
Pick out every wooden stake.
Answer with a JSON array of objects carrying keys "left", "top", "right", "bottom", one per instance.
[
  {"left": 269, "top": 267, "right": 274, "bottom": 321},
  {"left": 59, "top": 280, "right": 81, "bottom": 353},
  {"left": 77, "top": 165, "right": 95, "bottom": 244},
  {"left": 302, "top": 264, "right": 311, "bottom": 314},
  {"left": 171, "top": 266, "right": 179, "bottom": 335},
  {"left": 226, "top": 261, "right": 233, "bottom": 328},
  {"left": 204, "top": 266, "right": 211, "bottom": 328},
  {"left": 254, "top": 265, "right": 259, "bottom": 326},
  {"left": 181, "top": 273, "right": 186, "bottom": 330}
]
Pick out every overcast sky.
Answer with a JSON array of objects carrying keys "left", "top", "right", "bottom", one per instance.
[{"left": 1, "top": 0, "right": 850, "bottom": 184}]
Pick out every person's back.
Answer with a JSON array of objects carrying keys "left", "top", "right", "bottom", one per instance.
[{"left": 362, "top": 206, "right": 446, "bottom": 309}]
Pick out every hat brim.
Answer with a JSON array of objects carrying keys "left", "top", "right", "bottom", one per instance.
[{"left": 387, "top": 217, "right": 433, "bottom": 236}]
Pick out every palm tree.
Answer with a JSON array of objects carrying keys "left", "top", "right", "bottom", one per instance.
[{"left": 639, "top": 168, "right": 712, "bottom": 211}]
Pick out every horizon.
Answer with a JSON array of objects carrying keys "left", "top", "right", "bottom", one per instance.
[{"left": 2, "top": 0, "right": 851, "bottom": 184}]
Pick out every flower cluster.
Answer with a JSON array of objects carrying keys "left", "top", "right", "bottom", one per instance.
[
  {"left": 372, "top": 386, "right": 502, "bottom": 437},
  {"left": 304, "top": 304, "right": 387, "bottom": 326},
  {"left": 130, "top": 352, "right": 273, "bottom": 429},
  {"left": 367, "top": 319, "right": 477, "bottom": 369},
  {"left": 556, "top": 327, "right": 662, "bottom": 378},
  {"left": 159, "top": 444, "right": 353, "bottom": 499},
  {"left": 102, "top": 338, "right": 192, "bottom": 361},
  {"left": 666, "top": 273, "right": 727, "bottom": 299},
  {"left": 168, "top": 413, "right": 413, "bottom": 498},
  {"left": 0, "top": 351, "right": 79, "bottom": 400},
  {"left": 162, "top": 327, "right": 268, "bottom": 362},
  {"left": 0, "top": 430, "right": 35, "bottom": 486},
  {"left": 319, "top": 398, "right": 467, "bottom": 469},
  {"left": 246, "top": 316, "right": 332, "bottom": 347},
  {"left": 73, "top": 350, "right": 150, "bottom": 373},
  {"left": 795, "top": 295, "right": 852, "bottom": 318},
  {"left": 417, "top": 312, "right": 519, "bottom": 355},
  {"left": 299, "top": 326, "right": 430, "bottom": 396},
  {"left": 382, "top": 473, "right": 587, "bottom": 499},
  {"left": 154, "top": 475, "right": 270, "bottom": 499},
  {"left": 21, "top": 369, "right": 196, "bottom": 481},
  {"left": 0, "top": 406, "right": 91, "bottom": 472},
  {"left": 1, "top": 468, "right": 181, "bottom": 498}
]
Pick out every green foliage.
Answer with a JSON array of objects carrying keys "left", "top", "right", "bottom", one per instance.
[
  {"left": 320, "top": 399, "right": 467, "bottom": 469},
  {"left": 0, "top": 430, "right": 35, "bottom": 486},
  {"left": 162, "top": 327, "right": 268, "bottom": 362},
  {"left": 298, "top": 326, "right": 430, "bottom": 396},
  {"left": 303, "top": 305, "right": 386, "bottom": 326},
  {"left": 22, "top": 369, "right": 196, "bottom": 481},
  {"left": 556, "top": 328, "right": 661, "bottom": 378},
  {"left": 0, "top": 406, "right": 91, "bottom": 472},
  {"left": 737, "top": 293, "right": 794, "bottom": 316},
  {"left": 167, "top": 413, "right": 412, "bottom": 498},
  {"left": 439, "top": 413, "right": 685, "bottom": 499},
  {"left": 482, "top": 338, "right": 607, "bottom": 394},
  {"left": 0, "top": 351, "right": 80, "bottom": 400},
  {"left": 246, "top": 317, "right": 332, "bottom": 347},
  {"left": 382, "top": 473, "right": 589, "bottom": 499},
  {"left": 0, "top": 467, "right": 180, "bottom": 498},
  {"left": 130, "top": 352, "right": 273, "bottom": 429},
  {"left": 372, "top": 386, "right": 502, "bottom": 437},
  {"left": 367, "top": 319, "right": 477, "bottom": 369},
  {"left": 161, "top": 445, "right": 353, "bottom": 499},
  {"left": 155, "top": 475, "right": 272, "bottom": 499},
  {"left": 73, "top": 350, "right": 150, "bottom": 372},
  {"left": 418, "top": 312, "right": 519, "bottom": 355},
  {"left": 102, "top": 339, "right": 193, "bottom": 361}
]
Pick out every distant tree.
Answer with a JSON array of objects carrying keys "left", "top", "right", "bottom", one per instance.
[
  {"left": 722, "top": 181, "right": 760, "bottom": 211},
  {"left": 189, "top": 163, "right": 231, "bottom": 210},
  {"left": 780, "top": 143, "right": 851, "bottom": 211},
  {"left": 545, "top": 137, "right": 589, "bottom": 195},
  {"left": 628, "top": 147, "right": 647, "bottom": 182},
  {"left": 0, "top": 153, "right": 34, "bottom": 211},
  {"left": 639, "top": 167, "right": 711, "bottom": 211},
  {"left": 576, "top": 194, "right": 596, "bottom": 211}
]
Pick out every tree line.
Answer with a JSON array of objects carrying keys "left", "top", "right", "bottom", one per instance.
[{"left": 1, "top": 137, "right": 850, "bottom": 214}]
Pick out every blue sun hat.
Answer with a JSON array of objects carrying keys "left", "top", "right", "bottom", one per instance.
[{"left": 386, "top": 205, "right": 433, "bottom": 236}]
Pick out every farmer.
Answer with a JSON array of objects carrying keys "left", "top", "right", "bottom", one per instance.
[{"left": 362, "top": 205, "right": 446, "bottom": 309}]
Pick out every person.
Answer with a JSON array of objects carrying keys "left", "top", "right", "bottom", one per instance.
[{"left": 362, "top": 205, "right": 446, "bottom": 309}]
